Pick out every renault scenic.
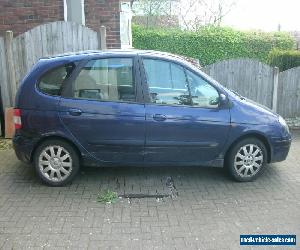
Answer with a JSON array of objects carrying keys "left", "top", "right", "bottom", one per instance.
[{"left": 13, "top": 50, "right": 292, "bottom": 186}]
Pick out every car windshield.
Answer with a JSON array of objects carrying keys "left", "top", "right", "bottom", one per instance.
[{"left": 184, "top": 62, "right": 245, "bottom": 101}]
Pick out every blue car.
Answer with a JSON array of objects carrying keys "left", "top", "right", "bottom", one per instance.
[{"left": 13, "top": 50, "right": 292, "bottom": 186}]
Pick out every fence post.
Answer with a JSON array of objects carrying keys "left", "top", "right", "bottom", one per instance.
[
  {"left": 0, "top": 37, "right": 10, "bottom": 110},
  {"left": 4, "top": 30, "right": 16, "bottom": 107},
  {"left": 98, "top": 26, "right": 107, "bottom": 50},
  {"left": 272, "top": 67, "right": 279, "bottom": 112}
]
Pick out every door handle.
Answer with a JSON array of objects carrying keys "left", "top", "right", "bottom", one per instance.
[
  {"left": 68, "top": 108, "right": 82, "bottom": 116},
  {"left": 153, "top": 114, "right": 167, "bottom": 121}
]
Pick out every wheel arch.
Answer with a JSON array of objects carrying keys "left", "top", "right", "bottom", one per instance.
[
  {"left": 224, "top": 132, "right": 272, "bottom": 164},
  {"left": 30, "top": 135, "right": 82, "bottom": 163}
]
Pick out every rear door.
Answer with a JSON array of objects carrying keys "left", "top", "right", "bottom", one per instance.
[
  {"left": 141, "top": 56, "right": 231, "bottom": 165},
  {"left": 59, "top": 55, "right": 145, "bottom": 164}
]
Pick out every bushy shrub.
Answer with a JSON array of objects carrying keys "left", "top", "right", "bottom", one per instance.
[
  {"left": 132, "top": 25, "right": 295, "bottom": 66},
  {"left": 268, "top": 49, "right": 300, "bottom": 71}
]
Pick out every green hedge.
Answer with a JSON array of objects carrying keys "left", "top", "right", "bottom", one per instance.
[
  {"left": 132, "top": 25, "right": 295, "bottom": 66},
  {"left": 268, "top": 49, "right": 300, "bottom": 71}
]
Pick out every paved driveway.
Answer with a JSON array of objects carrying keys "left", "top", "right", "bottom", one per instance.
[{"left": 0, "top": 132, "right": 299, "bottom": 250}]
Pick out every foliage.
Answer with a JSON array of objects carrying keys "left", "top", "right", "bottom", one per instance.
[
  {"left": 178, "top": 0, "right": 236, "bottom": 29},
  {"left": 97, "top": 190, "right": 118, "bottom": 203},
  {"left": 132, "top": 25, "right": 295, "bottom": 66},
  {"left": 132, "top": 0, "right": 173, "bottom": 16},
  {"left": 268, "top": 49, "right": 300, "bottom": 71},
  {"left": 131, "top": 0, "right": 236, "bottom": 29}
]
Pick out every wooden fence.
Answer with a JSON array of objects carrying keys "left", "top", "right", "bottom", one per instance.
[
  {"left": 203, "top": 59, "right": 300, "bottom": 118},
  {"left": 0, "top": 21, "right": 106, "bottom": 111},
  {"left": 0, "top": 21, "right": 107, "bottom": 136},
  {"left": 277, "top": 67, "right": 300, "bottom": 117}
]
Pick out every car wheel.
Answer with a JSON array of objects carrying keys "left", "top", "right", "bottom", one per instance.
[
  {"left": 227, "top": 138, "right": 267, "bottom": 182},
  {"left": 33, "top": 139, "right": 80, "bottom": 186}
]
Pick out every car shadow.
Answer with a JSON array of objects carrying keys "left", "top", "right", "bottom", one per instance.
[
  {"left": 14, "top": 161, "right": 282, "bottom": 187},
  {"left": 3, "top": 155, "right": 284, "bottom": 203}
]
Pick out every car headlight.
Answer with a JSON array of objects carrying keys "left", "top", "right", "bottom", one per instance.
[{"left": 278, "top": 116, "right": 290, "bottom": 134}]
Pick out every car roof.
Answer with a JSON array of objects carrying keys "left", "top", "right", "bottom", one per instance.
[{"left": 39, "top": 49, "right": 189, "bottom": 64}]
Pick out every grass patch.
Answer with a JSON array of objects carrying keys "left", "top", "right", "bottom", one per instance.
[
  {"left": 97, "top": 190, "right": 118, "bottom": 203},
  {"left": 0, "top": 138, "right": 12, "bottom": 150}
]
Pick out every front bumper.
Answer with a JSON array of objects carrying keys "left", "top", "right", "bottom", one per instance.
[
  {"left": 270, "top": 136, "right": 292, "bottom": 163},
  {"left": 13, "top": 134, "right": 36, "bottom": 163}
]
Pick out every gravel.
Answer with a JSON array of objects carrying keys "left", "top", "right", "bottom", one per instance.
[
  {"left": 0, "top": 138, "right": 12, "bottom": 150},
  {"left": 286, "top": 117, "right": 300, "bottom": 129}
]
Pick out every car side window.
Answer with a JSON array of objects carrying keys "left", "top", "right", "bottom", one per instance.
[
  {"left": 143, "top": 59, "right": 190, "bottom": 105},
  {"left": 73, "top": 58, "right": 135, "bottom": 102},
  {"left": 186, "top": 70, "right": 220, "bottom": 108},
  {"left": 38, "top": 63, "right": 75, "bottom": 96}
]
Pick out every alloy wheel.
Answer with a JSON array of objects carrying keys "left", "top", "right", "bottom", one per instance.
[
  {"left": 234, "top": 144, "right": 263, "bottom": 178},
  {"left": 38, "top": 145, "right": 73, "bottom": 182}
]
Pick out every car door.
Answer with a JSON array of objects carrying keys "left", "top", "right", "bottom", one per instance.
[
  {"left": 141, "top": 56, "right": 231, "bottom": 165},
  {"left": 59, "top": 55, "right": 145, "bottom": 164}
]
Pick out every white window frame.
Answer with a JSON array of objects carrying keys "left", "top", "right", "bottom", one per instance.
[{"left": 64, "top": 0, "right": 85, "bottom": 25}]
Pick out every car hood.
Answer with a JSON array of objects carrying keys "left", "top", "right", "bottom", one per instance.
[
  {"left": 242, "top": 97, "right": 279, "bottom": 118},
  {"left": 229, "top": 94, "right": 279, "bottom": 125}
]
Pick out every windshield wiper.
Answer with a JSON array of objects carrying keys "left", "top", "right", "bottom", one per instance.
[{"left": 230, "top": 89, "right": 245, "bottom": 100}]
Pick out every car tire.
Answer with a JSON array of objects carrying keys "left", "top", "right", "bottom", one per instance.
[
  {"left": 33, "top": 139, "right": 80, "bottom": 186},
  {"left": 226, "top": 137, "right": 267, "bottom": 182}
]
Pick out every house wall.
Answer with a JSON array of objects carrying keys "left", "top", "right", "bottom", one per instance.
[
  {"left": 0, "top": 0, "right": 122, "bottom": 49},
  {"left": 0, "top": 0, "right": 64, "bottom": 37},
  {"left": 85, "top": 0, "right": 121, "bottom": 49}
]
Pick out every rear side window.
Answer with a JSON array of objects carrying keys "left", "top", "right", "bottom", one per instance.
[
  {"left": 38, "top": 63, "right": 75, "bottom": 96},
  {"left": 73, "top": 58, "right": 135, "bottom": 102}
]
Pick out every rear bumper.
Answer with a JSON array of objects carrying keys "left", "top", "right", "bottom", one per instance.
[
  {"left": 270, "top": 136, "right": 292, "bottom": 163},
  {"left": 13, "top": 134, "right": 36, "bottom": 163}
]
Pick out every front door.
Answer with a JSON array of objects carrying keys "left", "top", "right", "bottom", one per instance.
[
  {"left": 59, "top": 56, "right": 145, "bottom": 164},
  {"left": 142, "top": 57, "right": 231, "bottom": 165}
]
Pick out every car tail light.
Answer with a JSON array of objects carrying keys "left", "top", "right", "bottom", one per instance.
[{"left": 14, "top": 109, "right": 22, "bottom": 130}]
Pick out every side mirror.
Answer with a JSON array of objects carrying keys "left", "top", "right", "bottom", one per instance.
[
  {"left": 220, "top": 93, "right": 227, "bottom": 101},
  {"left": 209, "top": 94, "right": 227, "bottom": 106},
  {"left": 219, "top": 93, "right": 228, "bottom": 105}
]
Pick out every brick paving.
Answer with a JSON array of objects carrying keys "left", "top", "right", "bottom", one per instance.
[{"left": 0, "top": 132, "right": 299, "bottom": 249}]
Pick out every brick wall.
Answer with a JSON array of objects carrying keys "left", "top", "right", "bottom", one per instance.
[
  {"left": 0, "top": 0, "right": 64, "bottom": 37},
  {"left": 85, "top": 0, "right": 121, "bottom": 49},
  {"left": 0, "top": 0, "right": 122, "bottom": 49}
]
